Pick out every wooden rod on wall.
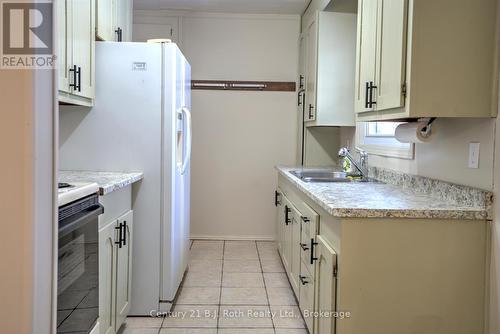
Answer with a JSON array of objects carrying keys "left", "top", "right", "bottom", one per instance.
[{"left": 192, "top": 80, "right": 296, "bottom": 92}]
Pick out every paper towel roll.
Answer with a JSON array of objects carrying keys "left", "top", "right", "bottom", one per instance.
[{"left": 394, "top": 122, "right": 431, "bottom": 143}]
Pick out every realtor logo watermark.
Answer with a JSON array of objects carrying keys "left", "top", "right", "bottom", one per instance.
[{"left": 1, "top": 0, "right": 55, "bottom": 69}]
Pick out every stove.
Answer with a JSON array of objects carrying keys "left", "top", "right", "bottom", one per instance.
[{"left": 57, "top": 182, "right": 99, "bottom": 207}]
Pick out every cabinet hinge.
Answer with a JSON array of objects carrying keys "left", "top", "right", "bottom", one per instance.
[
  {"left": 333, "top": 265, "right": 338, "bottom": 278},
  {"left": 402, "top": 83, "right": 407, "bottom": 98}
]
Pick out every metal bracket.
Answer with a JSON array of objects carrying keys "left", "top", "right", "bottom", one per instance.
[{"left": 418, "top": 117, "right": 437, "bottom": 137}]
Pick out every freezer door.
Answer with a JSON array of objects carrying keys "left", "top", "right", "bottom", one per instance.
[
  {"left": 178, "top": 49, "right": 191, "bottom": 286},
  {"left": 160, "top": 43, "right": 191, "bottom": 303}
]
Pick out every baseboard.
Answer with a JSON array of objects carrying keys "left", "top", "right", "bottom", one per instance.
[{"left": 190, "top": 235, "right": 275, "bottom": 241}]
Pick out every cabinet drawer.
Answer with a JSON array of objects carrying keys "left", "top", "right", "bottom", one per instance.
[
  {"left": 299, "top": 202, "right": 319, "bottom": 275},
  {"left": 299, "top": 260, "right": 314, "bottom": 333},
  {"left": 300, "top": 202, "right": 319, "bottom": 242}
]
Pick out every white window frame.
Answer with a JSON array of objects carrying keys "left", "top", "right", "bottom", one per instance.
[{"left": 356, "top": 122, "right": 414, "bottom": 159}]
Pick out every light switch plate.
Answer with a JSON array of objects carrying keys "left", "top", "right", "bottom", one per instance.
[{"left": 468, "top": 142, "right": 480, "bottom": 169}]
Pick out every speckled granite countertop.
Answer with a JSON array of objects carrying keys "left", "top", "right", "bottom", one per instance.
[
  {"left": 277, "top": 166, "right": 492, "bottom": 220},
  {"left": 60, "top": 171, "right": 144, "bottom": 196}
]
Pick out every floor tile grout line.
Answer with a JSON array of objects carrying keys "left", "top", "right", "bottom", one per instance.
[
  {"left": 217, "top": 240, "right": 225, "bottom": 330},
  {"left": 256, "top": 240, "right": 277, "bottom": 334}
]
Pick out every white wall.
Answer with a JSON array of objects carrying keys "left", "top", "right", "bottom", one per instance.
[
  {"left": 304, "top": 127, "right": 342, "bottom": 167},
  {"left": 133, "top": 11, "right": 300, "bottom": 239},
  {"left": 341, "top": 118, "right": 496, "bottom": 190}
]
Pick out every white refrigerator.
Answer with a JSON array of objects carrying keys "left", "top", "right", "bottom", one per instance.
[{"left": 59, "top": 41, "right": 192, "bottom": 314}]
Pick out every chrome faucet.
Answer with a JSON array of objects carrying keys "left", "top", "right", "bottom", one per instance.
[{"left": 338, "top": 147, "right": 369, "bottom": 178}]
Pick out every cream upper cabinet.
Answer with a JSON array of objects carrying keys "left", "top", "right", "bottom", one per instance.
[
  {"left": 304, "top": 17, "right": 318, "bottom": 122},
  {"left": 303, "top": 10, "right": 357, "bottom": 127},
  {"left": 355, "top": 0, "right": 378, "bottom": 114},
  {"left": 375, "top": 0, "right": 408, "bottom": 111},
  {"left": 96, "top": 0, "right": 115, "bottom": 40},
  {"left": 356, "top": 0, "right": 498, "bottom": 120},
  {"left": 116, "top": 0, "right": 133, "bottom": 42},
  {"left": 96, "top": 0, "right": 133, "bottom": 42},
  {"left": 56, "top": 0, "right": 71, "bottom": 95},
  {"left": 72, "top": 0, "right": 95, "bottom": 100},
  {"left": 356, "top": 0, "right": 407, "bottom": 114},
  {"left": 297, "top": 34, "right": 306, "bottom": 165},
  {"left": 57, "top": 0, "right": 95, "bottom": 106}
]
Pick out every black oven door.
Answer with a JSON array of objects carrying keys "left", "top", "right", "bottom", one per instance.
[{"left": 57, "top": 195, "right": 103, "bottom": 333}]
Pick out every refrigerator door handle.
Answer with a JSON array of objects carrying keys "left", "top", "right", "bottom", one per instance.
[{"left": 180, "top": 107, "right": 192, "bottom": 175}]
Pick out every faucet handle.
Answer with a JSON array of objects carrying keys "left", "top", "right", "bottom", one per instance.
[
  {"left": 355, "top": 146, "right": 368, "bottom": 157},
  {"left": 338, "top": 147, "right": 350, "bottom": 157}
]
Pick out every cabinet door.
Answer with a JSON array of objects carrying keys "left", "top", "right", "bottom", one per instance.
[
  {"left": 71, "top": 0, "right": 95, "bottom": 100},
  {"left": 314, "top": 235, "right": 337, "bottom": 334},
  {"left": 289, "top": 205, "right": 302, "bottom": 297},
  {"left": 99, "top": 220, "right": 116, "bottom": 334},
  {"left": 115, "top": 210, "right": 133, "bottom": 330},
  {"left": 56, "top": 0, "right": 71, "bottom": 94},
  {"left": 116, "top": 0, "right": 132, "bottom": 41},
  {"left": 96, "top": 0, "right": 115, "bottom": 41},
  {"left": 374, "top": 0, "right": 408, "bottom": 111},
  {"left": 282, "top": 197, "right": 292, "bottom": 273},
  {"left": 299, "top": 261, "right": 315, "bottom": 333},
  {"left": 275, "top": 190, "right": 284, "bottom": 255},
  {"left": 355, "top": 0, "right": 378, "bottom": 114},
  {"left": 297, "top": 34, "right": 306, "bottom": 164},
  {"left": 300, "top": 203, "right": 319, "bottom": 276},
  {"left": 305, "top": 15, "right": 318, "bottom": 121}
]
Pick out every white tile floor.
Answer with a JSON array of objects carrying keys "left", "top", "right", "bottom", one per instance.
[{"left": 121, "top": 240, "right": 308, "bottom": 334}]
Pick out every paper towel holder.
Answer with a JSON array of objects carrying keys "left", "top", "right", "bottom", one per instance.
[{"left": 419, "top": 117, "right": 437, "bottom": 137}]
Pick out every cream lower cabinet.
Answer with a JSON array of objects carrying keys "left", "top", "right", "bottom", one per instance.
[
  {"left": 57, "top": 0, "right": 95, "bottom": 106},
  {"left": 98, "top": 186, "right": 134, "bottom": 334},
  {"left": 314, "top": 235, "right": 337, "bottom": 334},
  {"left": 276, "top": 174, "right": 489, "bottom": 334},
  {"left": 275, "top": 188, "right": 319, "bottom": 334},
  {"left": 99, "top": 210, "right": 133, "bottom": 334},
  {"left": 99, "top": 219, "right": 116, "bottom": 334}
]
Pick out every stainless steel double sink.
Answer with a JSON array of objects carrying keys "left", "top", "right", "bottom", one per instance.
[{"left": 289, "top": 170, "right": 375, "bottom": 183}]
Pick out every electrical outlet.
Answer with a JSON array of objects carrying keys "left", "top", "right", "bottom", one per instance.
[{"left": 468, "top": 142, "right": 480, "bottom": 169}]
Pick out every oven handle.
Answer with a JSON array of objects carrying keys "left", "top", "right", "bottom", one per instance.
[{"left": 59, "top": 204, "right": 104, "bottom": 238}]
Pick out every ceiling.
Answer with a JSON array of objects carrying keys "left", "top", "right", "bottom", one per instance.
[{"left": 133, "top": 0, "right": 310, "bottom": 14}]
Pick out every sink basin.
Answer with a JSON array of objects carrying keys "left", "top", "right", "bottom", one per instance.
[{"left": 290, "top": 170, "right": 373, "bottom": 183}]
